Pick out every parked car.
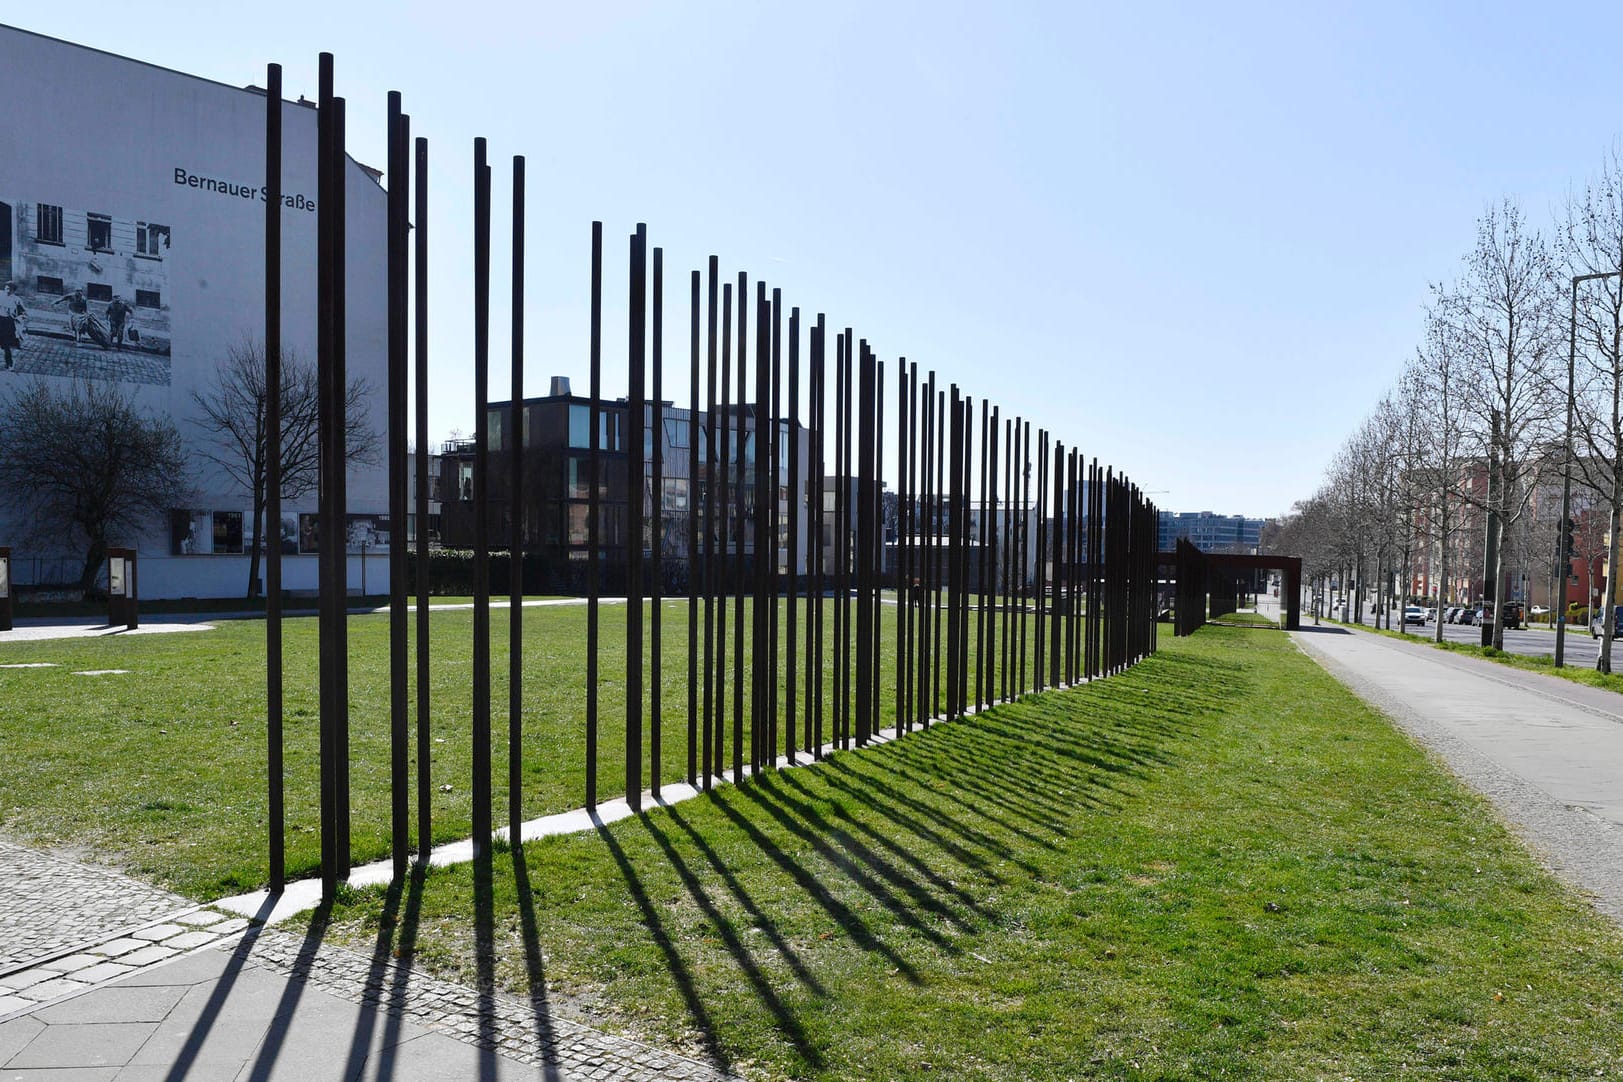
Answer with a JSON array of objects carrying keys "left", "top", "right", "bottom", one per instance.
[
  {"left": 1501, "top": 602, "right": 1523, "bottom": 630},
  {"left": 1424, "top": 607, "right": 1438, "bottom": 623},
  {"left": 1403, "top": 605, "right": 1425, "bottom": 625},
  {"left": 1592, "top": 605, "right": 1623, "bottom": 638},
  {"left": 1458, "top": 608, "right": 1477, "bottom": 626},
  {"left": 1444, "top": 606, "right": 1459, "bottom": 623}
]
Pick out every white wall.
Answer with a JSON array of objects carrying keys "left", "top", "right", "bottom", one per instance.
[{"left": 0, "top": 24, "right": 390, "bottom": 598}]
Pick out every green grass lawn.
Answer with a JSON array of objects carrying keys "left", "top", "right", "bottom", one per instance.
[
  {"left": 0, "top": 596, "right": 1058, "bottom": 896},
  {"left": 307, "top": 624, "right": 1623, "bottom": 1080}
]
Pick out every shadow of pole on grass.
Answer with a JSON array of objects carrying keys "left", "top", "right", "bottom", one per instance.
[
  {"left": 832, "top": 753, "right": 1053, "bottom": 865},
  {"left": 639, "top": 812, "right": 825, "bottom": 1068},
  {"left": 705, "top": 792, "right": 924, "bottom": 980},
  {"left": 746, "top": 775, "right": 976, "bottom": 933},
  {"left": 659, "top": 801, "right": 827, "bottom": 996},
  {"left": 594, "top": 811, "right": 731, "bottom": 1074},
  {"left": 769, "top": 770, "right": 995, "bottom": 921}
]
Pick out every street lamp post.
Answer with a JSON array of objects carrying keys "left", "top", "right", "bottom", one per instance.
[{"left": 1556, "top": 271, "right": 1622, "bottom": 666}]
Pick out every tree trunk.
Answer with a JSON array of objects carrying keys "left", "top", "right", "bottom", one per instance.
[
  {"left": 78, "top": 538, "right": 107, "bottom": 599},
  {"left": 1488, "top": 511, "right": 1506, "bottom": 651},
  {"left": 1435, "top": 491, "right": 1448, "bottom": 644},
  {"left": 246, "top": 494, "right": 266, "bottom": 600}
]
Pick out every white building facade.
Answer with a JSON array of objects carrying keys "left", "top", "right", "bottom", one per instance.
[{"left": 0, "top": 24, "right": 389, "bottom": 598}]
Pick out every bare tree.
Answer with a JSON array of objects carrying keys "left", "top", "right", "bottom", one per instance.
[
  {"left": 1413, "top": 306, "right": 1474, "bottom": 642},
  {"left": 1440, "top": 200, "right": 1562, "bottom": 650},
  {"left": 191, "top": 338, "right": 379, "bottom": 598},
  {"left": 1561, "top": 147, "right": 1623, "bottom": 668},
  {"left": 0, "top": 379, "right": 191, "bottom": 596}
]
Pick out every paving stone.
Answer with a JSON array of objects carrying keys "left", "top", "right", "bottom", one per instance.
[
  {"left": 86, "top": 939, "right": 148, "bottom": 959},
  {"left": 129, "top": 925, "right": 184, "bottom": 943},
  {"left": 0, "top": 994, "right": 36, "bottom": 1015},
  {"left": 0, "top": 1015, "right": 46, "bottom": 1065},
  {"left": 172, "top": 911, "right": 223, "bottom": 928},
  {"left": 0, "top": 970, "right": 54, "bottom": 992},
  {"left": 31, "top": 984, "right": 187, "bottom": 1025},
  {"left": 115, "top": 945, "right": 177, "bottom": 968},
  {"left": 73, "top": 962, "right": 137, "bottom": 985},
  {"left": 4, "top": 1021, "right": 157, "bottom": 1068},
  {"left": 160, "top": 931, "right": 220, "bottom": 952},
  {"left": 37, "top": 954, "right": 100, "bottom": 974},
  {"left": 212, "top": 919, "right": 251, "bottom": 936},
  {"left": 20, "top": 977, "right": 91, "bottom": 1002}
]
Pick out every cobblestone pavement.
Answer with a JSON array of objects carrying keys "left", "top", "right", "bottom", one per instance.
[
  {"left": 0, "top": 838, "right": 732, "bottom": 1078},
  {"left": 0, "top": 839, "right": 192, "bottom": 971},
  {"left": 1, "top": 331, "right": 169, "bottom": 385},
  {"left": 0, "top": 905, "right": 249, "bottom": 1020}
]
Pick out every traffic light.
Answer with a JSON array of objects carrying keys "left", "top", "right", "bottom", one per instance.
[{"left": 1563, "top": 517, "right": 1578, "bottom": 562}]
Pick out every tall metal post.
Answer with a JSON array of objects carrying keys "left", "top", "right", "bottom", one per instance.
[
  {"left": 688, "top": 267, "right": 701, "bottom": 786},
  {"left": 264, "top": 61, "right": 285, "bottom": 893},
  {"left": 809, "top": 317, "right": 825, "bottom": 757},
  {"left": 470, "top": 141, "right": 491, "bottom": 858},
  {"left": 786, "top": 307, "right": 800, "bottom": 761},
  {"left": 585, "top": 223, "right": 602, "bottom": 808},
  {"left": 702, "top": 262, "right": 719, "bottom": 789},
  {"left": 872, "top": 356, "right": 885, "bottom": 735},
  {"left": 387, "top": 94, "right": 411, "bottom": 875},
  {"left": 506, "top": 155, "right": 524, "bottom": 842},
  {"left": 733, "top": 274, "right": 747, "bottom": 781},
  {"left": 855, "top": 345, "right": 875, "bottom": 745},
  {"left": 716, "top": 281, "right": 731, "bottom": 781},
  {"left": 413, "top": 135, "right": 431, "bottom": 860},
  {"left": 626, "top": 225, "right": 647, "bottom": 811},
  {"left": 769, "top": 288, "right": 782, "bottom": 761},
  {"left": 315, "top": 54, "right": 344, "bottom": 902},
  {"left": 752, "top": 283, "right": 770, "bottom": 774},
  {"left": 651, "top": 246, "right": 664, "bottom": 797}
]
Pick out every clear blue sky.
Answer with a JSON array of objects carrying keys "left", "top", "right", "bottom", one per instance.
[{"left": 15, "top": 1, "right": 1623, "bottom": 518}]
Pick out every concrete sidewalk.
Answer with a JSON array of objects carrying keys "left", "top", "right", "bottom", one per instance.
[{"left": 1293, "top": 623, "right": 1623, "bottom": 925}]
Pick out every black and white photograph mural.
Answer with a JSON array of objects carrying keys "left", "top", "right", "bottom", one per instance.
[{"left": 0, "top": 197, "right": 173, "bottom": 386}]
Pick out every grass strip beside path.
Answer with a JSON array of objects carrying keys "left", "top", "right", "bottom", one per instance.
[
  {"left": 1331, "top": 616, "right": 1623, "bottom": 695},
  {"left": 314, "top": 625, "right": 1623, "bottom": 1080}
]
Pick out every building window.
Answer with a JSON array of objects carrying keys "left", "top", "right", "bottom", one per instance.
[
  {"left": 136, "top": 222, "right": 169, "bottom": 259},
  {"left": 213, "top": 511, "right": 244, "bottom": 554},
  {"left": 35, "top": 275, "right": 63, "bottom": 295},
  {"left": 35, "top": 204, "right": 62, "bottom": 245},
  {"left": 566, "top": 457, "right": 588, "bottom": 500},
  {"left": 86, "top": 283, "right": 112, "bottom": 302},
  {"left": 87, "top": 213, "right": 113, "bottom": 253},
  {"left": 663, "top": 478, "right": 688, "bottom": 512},
  {"left": 135, "top": 289, "right": 161, "bottom": 308},
  {"left": 567, "top": 403, "right": 623, "bottom": 451},
  {"left": 664, "top": 418, "right": 690, "bottom": 449}
]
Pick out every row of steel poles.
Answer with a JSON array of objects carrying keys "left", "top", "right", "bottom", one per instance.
[{"left": 261, "top": 58, "right": 1161, "bottom": 902}]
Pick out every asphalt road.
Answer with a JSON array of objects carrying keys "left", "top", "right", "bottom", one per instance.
[{"left": 1323, "top": 606, "right": 1621, "bottom": 668}]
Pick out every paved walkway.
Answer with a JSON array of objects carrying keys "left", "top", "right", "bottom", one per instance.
[
  {"left": 1294, "top": 623, "right": 1623, "bottom": 924},
  {"left": 0, "top": 840, "right": 730, "bottom": 1079}
]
